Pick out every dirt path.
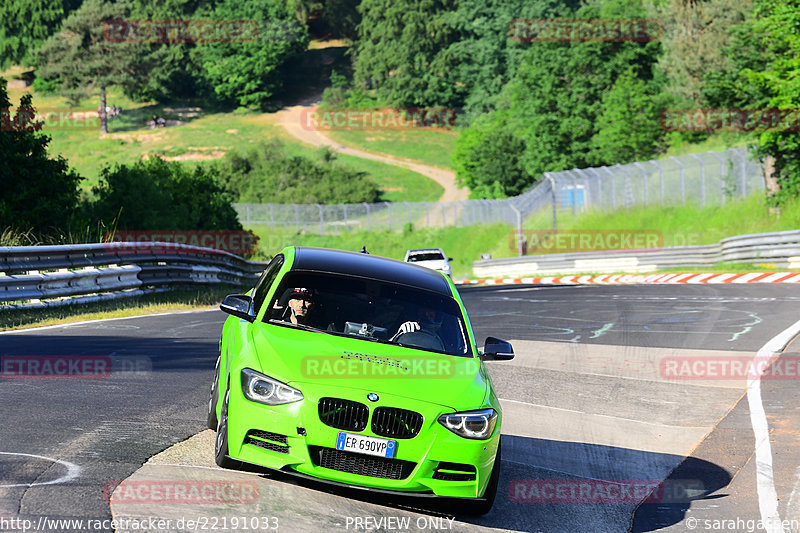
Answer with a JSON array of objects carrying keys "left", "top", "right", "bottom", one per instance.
[{"left": 274, "top": 99, "right": 469, "bottom": 203}]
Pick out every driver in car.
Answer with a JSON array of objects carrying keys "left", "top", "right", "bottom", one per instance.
[
  {"left": 396, "top": 307, "right": 442, "bottom": 336},
  {"left": 284, "top": 288, "right": 315, "bottom": 325}
]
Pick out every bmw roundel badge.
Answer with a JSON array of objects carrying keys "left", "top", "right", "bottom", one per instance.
[{"left": 367, "top": 393, "right": 379, "bottom": 402}]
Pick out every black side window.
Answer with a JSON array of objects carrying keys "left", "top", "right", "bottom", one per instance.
[{"left": 251, "top": 255, "right": 284, "bottom": 315}]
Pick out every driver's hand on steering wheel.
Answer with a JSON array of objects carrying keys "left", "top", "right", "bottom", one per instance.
[{"left": 397, "top": 321, "right": 421, "bottom": 335}]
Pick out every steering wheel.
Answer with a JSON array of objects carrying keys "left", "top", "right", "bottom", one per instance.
[{"left": 391, "top": 330, "right": 446, "bottom": 351}]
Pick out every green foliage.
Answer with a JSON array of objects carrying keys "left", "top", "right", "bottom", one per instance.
[
  {"left": 454, "top": 0, "right": 665, "bottom": 197},
  {"left": 353, "top": 0, "right": 460, "bottom": 107},
  {"left": 745, "top": 0, "right": 800, "bottom": 205},
  {"left": 452, "top": 111, "right": 530, "bottom": 198},
  {"left": 193, "top": 0, "right": 308, "bottom": 108},
  {"left": 591, "top": 67, "right": 668, "bottom": 164},
  {"left": 33, "top": 0, "right": 142, "bottom": 104},
  {"left": 87, "top": 157, "right": 242, "bottom": 230},
  {"left": 0, "top": 0, "right": 80, "bottom": 69},
  {"left": 124, "top": 0, "right": 217, "bottom": 102},
  {"left": 220, "top": 139, "right": 383, "bottom": 204},
  {"left": 651, "top": 0, "right": 754, "bottom": 106},
  {"left": 0, "top": 78, "right": 84, "bottom": 235},
  {"left": 442, "top": 0, "right": 575, "bottom": 115}
]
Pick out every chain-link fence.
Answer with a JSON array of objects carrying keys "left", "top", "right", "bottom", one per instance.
[
  {"left": 544, "top": 146, "right": 763, "bottom": 214},
  {"left": 233, "top": 146, "right": 764, "bottom": 236}
]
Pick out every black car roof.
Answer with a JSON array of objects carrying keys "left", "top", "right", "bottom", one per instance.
[{"left": 290, "top": 247, "right": 452, "bottom": 296}]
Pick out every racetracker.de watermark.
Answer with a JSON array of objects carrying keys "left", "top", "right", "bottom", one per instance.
[
  {"left": 0, "top": 355, "right": 152, "bottom": 379},
  {"left": 661, "top": 108, "right": 800, "bottom": 133},
  {"left": 510, "top": 230, "right": 663, "bottom": 254},
  {"left": 509, "top": 478, "right": 706, "bottom": 503},
  {"left": 301, "top": 352, "right": 472, "bottom": 380},
  {"left": 300, "top": 108, "right": 459, "bottom": 131},
  {"left": 104, "top": 480, "right": 259, "bottom": 505},
  {"left": 1, "top": 107, "right": 99, "bottom": 131},
  {"left": 103, "top": 19, "right": 258, "bottom": 43},
  {"left": 659, "top": 353, "right": 800, "bottom": 380},
  {"left": 0, "top": 356, "right": 111, "bottom": 379},
  {"left": 509, "top": 18, "right": 662, "bottom": 42},
  {"left": 106, "top": 230, "right": 258, "bottom": 256}
]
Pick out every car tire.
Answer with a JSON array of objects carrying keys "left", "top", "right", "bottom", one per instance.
[
  {"left": 458, "top": 441, "right": 502, "bottom": 516},
  {"left": 214, "top": 385, "right": 240, "bottom": 470},
  {"left": 206, "top": 355, "right": 221, "bottom": 430}
]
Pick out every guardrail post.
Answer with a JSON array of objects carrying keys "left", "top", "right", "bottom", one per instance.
[
  {"left": 690, "top": 154, "right": 706, "bottom": 206},
  {"left": 386, "top": 201, "right": 392, "bottom": 230},
  {"left": 246, "top": 204, "right": 251, "bottom": 226},
  {"left": 269, "top": 204, "right": 275, "bottom": 228},
  {"left": 294, "top": 204, "right": 300, "bottom": 232},
  {"left": 341, "top": 203, "right": 348, "bottom": 231},
  {"left": 403, "top": 201, "right": 411, "bottom": 227},
  {"left": 318, "top": 204, "right": 324, "bottom": 235},
  {"left": 363, "top": 203, "right": 371, "bottom": 231}
]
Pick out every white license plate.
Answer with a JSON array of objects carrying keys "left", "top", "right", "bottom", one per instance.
[{"left": 336, "top": 432, "right": 397, "bottom": 458}]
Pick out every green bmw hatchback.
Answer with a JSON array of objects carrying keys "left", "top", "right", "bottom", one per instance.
[{"left": 208, "top": 246, "right": 514, "bottom": 514}]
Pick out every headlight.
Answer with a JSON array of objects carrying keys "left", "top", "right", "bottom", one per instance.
[
  {"left": 241, "top": 368, "right": 303, "bottom": 405},
  {"left": 438, "top": 408, "right": 497, "bottom": 439}
]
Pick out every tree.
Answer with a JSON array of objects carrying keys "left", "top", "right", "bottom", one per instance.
[
  {"left": 743, "top": 0, "right": 800, "bottom": 205},
  {"left": 650, "top": 0, "right": 754, "bottom": 106},
  {"left": 441, "top": 0, "right": 576, "bottom": 115},
  {"left": 455, "top": 0, "right": 664, "bottom": 194},
  {"left": 124, "top": 0, "right": 217, "bottom": 102},
  {"left": 194, "top": 0, "right": 308, "bottom": 108},
  {"left": 0, "top": 78, "right": 83, "bottom": 235},
  {"left": 0, "top": 0, "right": 81, "bottom": 69},
  {"left": 353, "top": 0, "right": 460, "bottom": 108},
  {"left": 33, "top": 0, "right": 143, "bottom": 134},
  {"left": 220, "top": 139, "right": 382, "bottom": 204},
  {"left": 88, "top": 157, "right": 242, "bottom": 230},
  {"left": 452, "top": 111, "right": 530, "bottom": 198},
  {"left": 592, "top": 68, "right": 667, "bottom": 164}
]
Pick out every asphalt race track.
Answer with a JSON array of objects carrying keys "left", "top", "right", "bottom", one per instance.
[{"left": 1, "top": 284, "right": 800, "bottom": 532}]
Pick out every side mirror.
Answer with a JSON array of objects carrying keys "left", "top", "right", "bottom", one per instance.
[
  {"left": 482, "top": 337, "right": 514, "bottom": 361},
  {"left": 220, "top": 294, "right": 255, "bottom": 322},
  {"left": 448, "top": 257, "right": 453, "bottom": 262}
]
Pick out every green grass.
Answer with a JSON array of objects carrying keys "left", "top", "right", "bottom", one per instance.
[
  {"left": 246, "top": 223, "right": 510, "bottom": 278},
  {"left": 0, "top": 285, "right": 243, "bottom": 331},
  {"left": 547, "top": 194, "right": 799, "bottom": 247},
  {"left": 327, "top": 128, "right": 459, "bottom": 170},
  {"left": 280, "top": 143, "right": 443, "bottom": 202},
  {"left": 4, "top": 56, "right": 443, "bottom": 202}
]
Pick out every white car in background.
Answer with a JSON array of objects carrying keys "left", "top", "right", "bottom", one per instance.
[{"left": 403, "top": 248, "right": 453, "bottom": 278}]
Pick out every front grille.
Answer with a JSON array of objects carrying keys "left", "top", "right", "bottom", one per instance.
[
  {"left": 318, "top": 397, "right": 368, "bottom": 432},
  {"left": 433, "top": 462, "right": 476, "bottom": 481},
  {"left": 308, "top": 446, "right": 416, "bottom": 480},
  {"left": 244, "top": 430, "right": 289, "bottom": 454},
  {"left": 371, "top": 407, "right": 423, "bottom": 439}
]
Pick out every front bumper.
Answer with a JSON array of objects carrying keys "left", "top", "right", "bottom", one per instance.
[{"left": 226, "top": 381, "right": 499, "bottom": 499}]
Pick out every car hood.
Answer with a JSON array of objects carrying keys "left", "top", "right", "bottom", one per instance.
[{"left": 250, "top": 323, "right": 487, "bottom": 410}]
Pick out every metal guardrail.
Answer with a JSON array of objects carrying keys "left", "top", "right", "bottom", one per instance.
[
  {"left": 0, "top": 242, "right": 267, "bottom": 309},
  {"left": 472, "top": 230, "right": 800, "bottom": 278}
]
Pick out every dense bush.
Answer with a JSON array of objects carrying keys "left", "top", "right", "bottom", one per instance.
[
  {"left": 87, "top": 157, "right": 241, "bottom": 230},
  {"left": 219, "top": 139, "right": 382, "bottom": 204}
]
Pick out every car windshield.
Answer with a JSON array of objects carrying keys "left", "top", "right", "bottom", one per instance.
[
  {"left": 407, "top": 252, "right": 444, "bottom": 262},
  {"left": 266, "top": 271, "right": 470, "bottom": 356}
]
